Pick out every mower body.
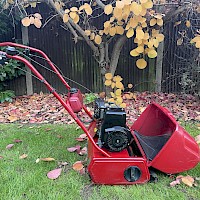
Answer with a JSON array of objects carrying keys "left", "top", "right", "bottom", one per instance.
[
  {"left": 0, "top": 42, "right": 199, "bottom": 185},
  {"left": 87, "top": 103, "right": 199, "bottom": 185}
]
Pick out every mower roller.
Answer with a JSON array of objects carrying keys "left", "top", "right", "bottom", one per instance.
[{"left": 0, "top": 42, "right": 199, "bottom": 185}]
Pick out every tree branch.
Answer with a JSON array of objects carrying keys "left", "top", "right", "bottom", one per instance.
[
  {"left": 164, "top": 3, "right": 192, "bottom": 23},
  {"left": 96, "top": 0, "right": 105, "bottom": 9},
  {"left": 110, "top": 35, "right": 127, "bottom": 75}
]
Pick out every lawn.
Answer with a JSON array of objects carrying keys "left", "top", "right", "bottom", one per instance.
[{"left": 0, "top": 123, "right": 199, "bottom": 200}]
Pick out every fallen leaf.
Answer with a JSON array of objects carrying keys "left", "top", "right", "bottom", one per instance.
[
  {"left": 181, "top": 176, "right": 194, "bottom": 187},
  {"left": 67, "top": 145, "right": 81, "bottom": 153},
  {"left": 47, "top": 168, "right": 62, "bottom": 180},
  {"left": 79, "top": 167, "right": 86, "bottom": 175},
  {"left": 75, "top": 134, "right": 87, "bottom": 141},
  {"left": 170, "top": 179, "right": 181, "bottom": 187},
  {"left": 72, "top": 161, "right": 84, "bottom": 171},
  {"left": 14, "top": 139, "right": 22, "bottom": 143},
  {"left": 79, "top": 147, "right": 87, "bottom": 156},
  {"left": 7, "top": 115, "right": 18, "bottom": 122},
  {"left": 6, "top": 144, "right": 14, "bottom": 149},
  {"left": 19, "top": 154, "right": 28, "bottom": 159},
  {"left": 56, "top": 134, "right": 63, "bottom": 138},
  {"left": 40, "top": 157, "right": 55, "bottom": 162}
]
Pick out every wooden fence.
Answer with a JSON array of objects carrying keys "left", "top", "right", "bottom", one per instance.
[{"left": 2, "top": 3, "right": 199, "bottom": 96}]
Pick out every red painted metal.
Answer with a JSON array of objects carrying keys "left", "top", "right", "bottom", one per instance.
[
  {"left": 1, "top": 43, "right": 199, "bottom": 185},
  {"left": 131, "top": 103, "right": 200, "bottom": 174}
]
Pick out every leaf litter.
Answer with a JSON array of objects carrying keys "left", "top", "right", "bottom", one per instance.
[{"left": 0, "top": 92, "right": 199, "bottom": 124}]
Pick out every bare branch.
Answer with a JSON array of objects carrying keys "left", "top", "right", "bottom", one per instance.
[
  {"left": 164, "top": 3, "right": 192, "bottom": 23},
  {"left": 96, "top": 0, "right": 105, "bottom": 9}
]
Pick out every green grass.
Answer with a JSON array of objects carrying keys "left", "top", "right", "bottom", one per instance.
[{"left": 0, "top": 123, "right": 199, "bottom": 200}]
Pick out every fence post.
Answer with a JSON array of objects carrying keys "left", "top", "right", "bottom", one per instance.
[
  {"left": 21, "top": 26, "right": 33, "bottom": 95},
  {"left": 155, "top": 41, "right": 164, "bottom": 92}
]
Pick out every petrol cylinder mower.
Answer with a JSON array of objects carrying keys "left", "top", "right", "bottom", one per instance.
[{"left": 0, "top": 42, "right": 199, "bottom": 185}]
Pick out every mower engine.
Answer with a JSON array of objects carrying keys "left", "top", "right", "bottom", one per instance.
[{"left": 94, "top": 98, "right": 132, "bottom": 152}]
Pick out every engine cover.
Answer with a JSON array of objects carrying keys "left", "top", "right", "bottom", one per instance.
[{"left": 103, "top": 126, "right": 132, "bottom": 152}]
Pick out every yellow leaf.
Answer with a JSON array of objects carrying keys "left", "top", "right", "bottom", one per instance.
[
  {"left": 40, "top": 157, "right": 55, "bottom": 162},
  {"left": 108, "top": 98, "right": 115, "bottom": 103},
  {"left": 116, "top": 81, "right": 124, "bottom": 89},
  {"left": 153, "top": 38, "right": 159, "bottom": 48},
  {"left": 73, "top": 14, "right": 80, "bottom": 24},
  {"left": 124, "top": 0, "right": 132, "bottom": 5},
  {"left": 69, "top": 12, "right": 77, "bottom": 19},
  {"left": 140, "top": 7, "right": 147, "bottom": 16},
  {"left": 99, "top": 30, "right": 104, "bottom": 36},
  {"left": 142, "top": 0, "right": 153, "bottom": 9},
  {"left": 136, "top": 45, "right": 144, "bottom": 53},
  {"left": 104, "top": 4, "right": 113, "bottom": 15},
  {"left": 105, "top": 80, "right": 112, "bottom": 86},
  {"left": 70, "top": 7, "right": 78, "bottom": 12},
  {"left": 85, "top": 30, "right": 91, "bottom": 36},
  {"left": 94, "top": 34, "right": 102, "bottom": 45},
  {"left": 113, "top": 7, "right": 123, "bottom": 19},
  {"left": 157, "top": 19, "right": 163, "bottom": 26},
  {"left": 65, "top": 9, "right": 70, "bottom": 14},
  {"left": 111, "top": 82, "right": 116, "bottom": 89},
  {"left": 124, "top": 93, "right": 132, "bottom": 99},
  {"left": 116, "top": 26, "right": 124, "bottom": 35},
  {"left": 143, "top": 32, "right": 150, "bottom": 40},
  {"left": 130, "top": 49, "right": 140, "bottom": 57},
  {"left": 120, "top": 103, "right": 126, "bottom": 108},
  {"left": 136, "top": 58, "right": 147, "bottom": 69},
  {"left": 109, "top": 27, "right": 117, "bottom": 36},
  {"left": 30, "top": 2, "right": 37, "bottom": 8},
  {"left": 130, "top": 2, "right": 142, "bottom": 16},
  {"left": 174, "top": 21, "right": 182, "bottom": 27},
  {"left": 156, "top": 34, "right": 165, "bottom": 42},
  {"left": 113, "top": 75, "right": 123, "bottom": 82},
  {"left": 117, "top": 20, "right": 124, "bottom": 25},
  {"left": 141, "top": 22, "right": 147, "bottom": 28},
  {"left": 85, "top": 6, "right": 93, "bottom": 15},
  {"left": 148, "top": 49, "right": 157, "bottom": 58},
  {"left": 21, "top": 17, "right": 31, "bottom": 27},
  {"left": 126, "top": 28, "right": 134, "bottom": 38},
  {"left": 130, "top": 18, "right": 138, "bottom": 28},
  {"left": 136, "top": 29, "right": 145, "bottom": 40},
  {"left": 105, "top": 73, "right": 113, "bottom": 80},
  {"left": 195, "top": 41, "right": 200, "bottom": 48},
  {"left": 150, "top": 18, "right": 157, "bottom": 26},
  {"left": 63, "top": 14, "right": 69, "bottom": 23},
  {"left": 90, "top": 32, "right": 95, "bottom": 40},
  {"left": 191, "top": 36, "right": 200, "bottom": 43},
  {"left": 34, "top": 18, "right": 42, "bottom": 28},
  {"left": 154, "top": 14, "right": 163, "bottom": 19},
  {"left": 104, "top": 21, "right": 111, "bottom": 28},
  {"left": 110, "top": 92, "right": 115, "bottom": 98},
  {"left": 116, "top": 97, "right": 123, "bottom": 104},
  {"left": 140, "top": 0, "right": 148, "bottom": 3},
  {"left": 186, "top": 20, "right": 191, "bottom": 28},
  {"left": 115, "top": 89, "right": 122, "bottom": 96},
  {"left": 116, "top": 1, "right": 125, "bottom": 9}
]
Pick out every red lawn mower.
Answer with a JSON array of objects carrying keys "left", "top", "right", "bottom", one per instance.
[{"left": 0, "top": 42, "right": 199, "bottom": 185}]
